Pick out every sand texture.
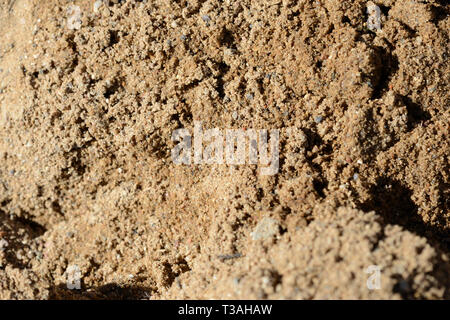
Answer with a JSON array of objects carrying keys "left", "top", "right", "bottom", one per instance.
[{"left": 0, "top": 0, "right": 448, "bottom": 299}]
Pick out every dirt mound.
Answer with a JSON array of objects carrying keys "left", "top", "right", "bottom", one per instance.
[{"left": 0, "top": 0, "right": 448, "bottom": 299}]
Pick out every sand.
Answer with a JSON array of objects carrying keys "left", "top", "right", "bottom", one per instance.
[{"left": 0, "top": 0, "right": 448, "bottom": 299}]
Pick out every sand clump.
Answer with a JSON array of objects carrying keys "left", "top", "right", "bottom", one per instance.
[{"left": 0, "top": 0, "right": 448, "bottom": 299}]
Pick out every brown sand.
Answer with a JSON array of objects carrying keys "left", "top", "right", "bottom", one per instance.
[{"left": 0, "top": 0, "right": 448, "bottom": 299}]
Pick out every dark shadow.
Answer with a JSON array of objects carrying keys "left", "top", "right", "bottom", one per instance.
[
  {"left": 300, "top": 128, "right": 331, "bottom": 198},
  {"left": 401, "top": 95, "right": 431, "bottom": 131},
  {"left": 392, "top": 260, "right": 450, "bottom": 299},
  {"left": 218, "top": 27, "right": 236, "bottom": 49},
  {"left": 161, "top": 258, "right": 191, "bottom": 287},
  {"left": 372, "top": 47, "right": 399, "bottom": 99},
  {"left": 392, "top": 274, "right": 416, "bottom": 300},
  {"left": 0, "top": 209, "right": 46, "bottom": 269},
  {"left": 357, "top": 177, "right": 450, "bottom": 253},
  {"left": 103, "top": 78, "right": 123, "bottom": 99},
  {"left": 430, "top": 3, "right": 448, "bottom": 24},
  {"left": 357, "top": 177, "right": 450, "bottom": 298},
  {"left": 302, "top": 128, "right": 323, "bottom": 153},
  {"left": 50, "top": 283, "right": 154, "bottom": 300},
  {"left": 302, "top": 128, "right": 332, "bottom": 158},
  {"left": 215, "top": 61, "right": 230, "bottom": 100},
  {"left": 378, "top": 5, "right": 391, "bottom": 16},
  {"left": 108, "top": 30, "right": 120, "bottom": 47},
  {"left": 312, "top": 179, "right": 327, "bottom": 198},
  {"left": 359, "top": 177, "right": 419, "bottom": 229},
  {"left": 341, "top": 16, "right": 351, "bottom": 24}
]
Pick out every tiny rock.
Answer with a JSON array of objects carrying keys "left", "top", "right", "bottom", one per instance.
[
  {"left": 0, "top": 239, "right": 9, "bottom": 251},
  {"left": 251, "top": 217, "right": 280, "bottom": 240},
  {"left": 367, "top": 2, "right": 382, "bottom": 32},
  {"left": 93, "top": 1, "right": 103, "bottom": 13},
  {"left": 67, "top": 5, "right": 82, "bottom": 30}
]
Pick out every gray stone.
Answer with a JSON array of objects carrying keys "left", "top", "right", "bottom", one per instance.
[{"left": 251, "top": 217, "right": 279, "bottom": 240}]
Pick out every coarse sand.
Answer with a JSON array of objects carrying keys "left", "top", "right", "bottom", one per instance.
[{"left": 0, "top": 0, "right": 448, "bottom": 299}]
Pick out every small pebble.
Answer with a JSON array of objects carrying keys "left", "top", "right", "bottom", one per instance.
[
  {"left": 93, "top": 0, "right": 103, "bottom": 13},
  {"left": 367, "top": 2, "right": 382, "bottom": 32},
  {"left": 0, "top": 239, "right": 8, "bottom": 251},
  {"left": 251, "top": 217, "right": 280, "bottom": 240},
  {"left": 67, "top": 5, "right": 82, "bottom": 30},
  {"left": 396, "top": 280, "right": 411, "bottom": 294},
  {"left": 314, "top": 116, "right": 323, "bottom": 123}
]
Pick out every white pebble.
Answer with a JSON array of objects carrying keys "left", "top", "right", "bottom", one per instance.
[
  {"left": 67, "top": 5, "right": 82, "bottom": 30},
  {"left": 251, "top": 217, "right": 279, "bottom": 240},
  {"left": 93, "top": 1, "right": 103, "bottom": 13},
  {"left": 0, "top": 239, "right": 8, "bottom": 251},
  {"left": 367, "top": 2, "right": 382, "bottom": 32}
]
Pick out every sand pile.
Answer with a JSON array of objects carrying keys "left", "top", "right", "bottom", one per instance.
[{"left": 0, "top": 0, "right": 448, "bottom": 299}]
